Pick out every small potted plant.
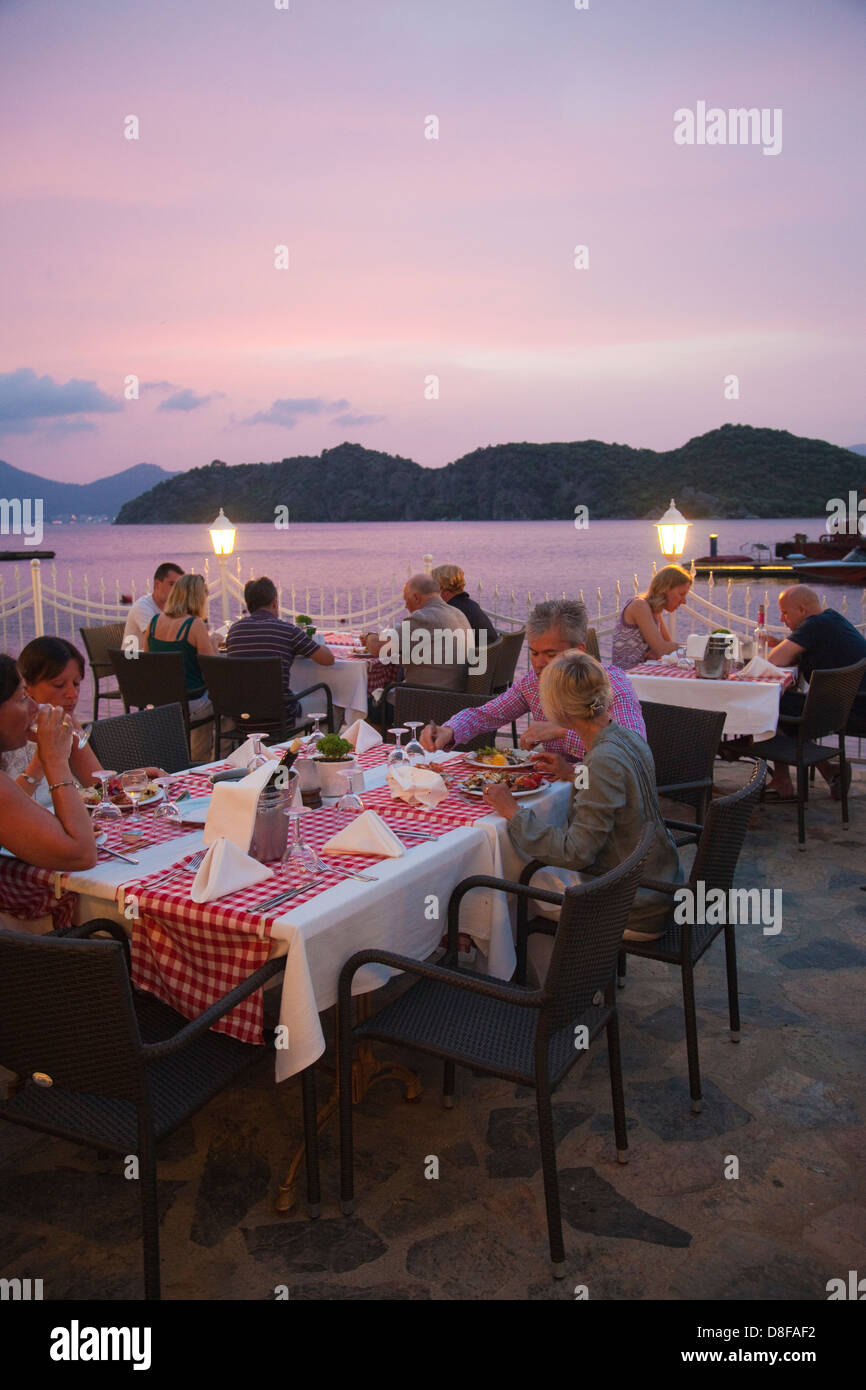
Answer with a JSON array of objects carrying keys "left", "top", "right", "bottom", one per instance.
[
  {"left": 313, "top": 733, "right": 358, "bottom": 797},
  {"left": 295, "top": 613, "right": 317, "bottom": 639}
]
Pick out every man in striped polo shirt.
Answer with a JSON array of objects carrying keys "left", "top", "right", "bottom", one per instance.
[
  {"left": 419, "top": 598, "right": 645, "bottom": 760},
  {"left": 226, "top": 576, "right": 334, "bottom": 720}
]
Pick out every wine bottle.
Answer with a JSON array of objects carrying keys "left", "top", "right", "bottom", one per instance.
[{"left": 266, "top": 745, "right": 298, "bottom": 791}]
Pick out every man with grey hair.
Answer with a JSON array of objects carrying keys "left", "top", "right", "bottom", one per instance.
[
  {"left": 362, "top": 572, "right": 473, "bottom": 691},
  {"left": 420, "top": 597, "right": 644, "bottom": 759}
]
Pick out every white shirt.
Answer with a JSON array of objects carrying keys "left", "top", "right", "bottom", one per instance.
[{"left": 123, "top": 593, "right": 160, "bottom": 653}]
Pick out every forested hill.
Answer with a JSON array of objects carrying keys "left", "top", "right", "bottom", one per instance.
[{"left": 114, "top": 425, "right": 865, "bottom": 523}]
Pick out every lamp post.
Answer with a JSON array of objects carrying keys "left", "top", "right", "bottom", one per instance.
[
  {"left": 209, "top": 508, "right": 236, "bottom": 625},
  {"left": 655, "top": 498, "right": 690, "bottom": 560}
]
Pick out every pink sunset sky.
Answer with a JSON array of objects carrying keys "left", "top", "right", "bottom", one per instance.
[{"left": 1, "top": 0, "right": 864, "bottom": 484}]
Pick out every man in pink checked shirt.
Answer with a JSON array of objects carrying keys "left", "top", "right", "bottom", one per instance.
[{"left": 419, "top": 598, "right": 645, "bottom": 759}]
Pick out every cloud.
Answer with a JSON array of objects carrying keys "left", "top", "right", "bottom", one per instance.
[
  {"left": 330, "top": 412, "right": 386, "bottom": 427},
  {"left": 140, "top": 380, "right": 178, "bottom": 394},
  {"left": 240, "top": 396, "right": 364, "bottom": 428},
  {"left": 0, "top": 367, "right": 122, "bottom": 435},
  {"left": 157, "top": 388, "right": 224, "bottom": 412}
]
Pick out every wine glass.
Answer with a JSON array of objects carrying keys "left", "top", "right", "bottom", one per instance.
[
  {"left": 30, "top": 703, "right": 91, "bottom": 749},
  {"left": 89, "top": 770, "right": 122, "bottom": 830},
  {"left": 121, "top": 767, "right": 149, "bottom": 828},
  {"left": 336, "top": 773, "right": 364, "bottom": 816},
  {"left": 247, "top": 733, "right": 269, "bottom": 770},
  {"left": 303, "top": 713, "right": 327, "bottom": 751},
  {"left": 153, "top": 775, "right": 183, "bottom": 823},
  {"left": 281, "top": 807, "right": 319, "bottom": 877},
  {"left": 404, "top": 721, "right": 426, "bottom": 764},
  {"left": 386, "top": 728, "right": 408, "bottom": 765}
]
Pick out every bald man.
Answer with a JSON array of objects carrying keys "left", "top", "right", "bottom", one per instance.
[
  {"left": 363, "top": 572, "right": 472, "bottom": 691},
  {"left": 761, "top": 585, "right": 866, "bottom": 797}
]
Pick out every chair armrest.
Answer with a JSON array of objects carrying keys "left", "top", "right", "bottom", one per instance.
[
  {"left": 337, "top": 947, "right": 543, "bottom": 1013},
  {"left": 638, "top": 878, "right": 679, "bottom": 896},
  {"left": 294, "top": 682, "right": 335, "bottom": 733},
  {"left": 56, "top": 918, "right": 131, "bottom": 968},
  {"left": 656, "top": 779, "right": 712, "bottom": 795},
  {"left": 140, "top": 955, "right": 287, "bottom": 1060},
  {"left": 664, "top": 818, "right": 705, "bottom": 835}
]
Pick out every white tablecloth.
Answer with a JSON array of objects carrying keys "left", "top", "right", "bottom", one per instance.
[
  {"left": 293, "top": 654, "right": 369, "bottom": 726},
  {"left": 628, "top": 672, "right": 788, "bottom": 738},
  {"left": 61, "top": 756, "right": 570, "bottom": 1082}
]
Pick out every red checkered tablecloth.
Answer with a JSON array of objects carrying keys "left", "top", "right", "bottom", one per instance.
[
  {"left": 126, "top": 801, "right": 473, "bottom": 1044},
  {"left": 322, "top": 632, "right": 398, "bottom": 696},
  {"left": 0, "top": 857, "right": 76, "bottom": 931},
  {"left": 630, "top": 662, "right": 794, "bottom": 687}
]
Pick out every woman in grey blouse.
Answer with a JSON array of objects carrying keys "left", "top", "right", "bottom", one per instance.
[{"left": 482, "top": 651, "right": 682, "bottom": 983}]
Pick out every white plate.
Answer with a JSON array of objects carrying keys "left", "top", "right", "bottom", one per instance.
[
  {"left": 176, "top": 797, "right": 212, "bottom": 825},
  {"left": 80, "top": 785, "right": 162, "bottom": 809},
  {"left": 462, "top": 752, "right": 534, "bottom": 771},
  {"left": 456, "top": 781, "right": 547, "bottom": 800}
]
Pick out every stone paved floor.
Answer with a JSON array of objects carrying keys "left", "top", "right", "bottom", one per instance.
[{"left": 1, "top": 762, "right": 864, "bottom": 1301}]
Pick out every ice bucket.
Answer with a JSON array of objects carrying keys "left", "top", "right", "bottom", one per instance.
[{"left": 249, "top": 770, "right": 298, "bottom": 862}]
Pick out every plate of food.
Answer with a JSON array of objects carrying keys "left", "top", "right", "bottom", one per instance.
[
  {"left": 457, "top": 769, "right": 547, "bottom": 798},
  {"left": 462, "top": 746, "right": 536, "bottom": 771},
  {"left": 80, "top": 780, "right": 162, "bottom": 810}
]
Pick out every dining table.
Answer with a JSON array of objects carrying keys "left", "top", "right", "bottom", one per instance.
[
  {"left": 0, "top": 744, "right": 570, "bottom": 1096},
  {"left": 292, "top": 629, "right": 398, "bottom": 727},
  {"left": 627, "top": 660, "right": 796, "bottom": 739}
]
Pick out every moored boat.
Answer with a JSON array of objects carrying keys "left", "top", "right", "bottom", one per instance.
[{"left": 788, "top": 546, "right": 866, "bottom": 585}]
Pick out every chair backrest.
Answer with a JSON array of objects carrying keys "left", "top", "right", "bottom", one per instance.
[
  {"left": 799, "top": 660, "right": 866, "bottom": 741},
  {"left": 640, "top": 701, "right": 726, "bottom": 795},
  {"left": 464, "top": 636, "right": 503, "bottom": 697},
  {"left": 108, "top": 648, "right": 188, "bottom": 713},
  {"left": 540, "top": 824, "right": 656, "bottom": 1035},
  {"left": 689, "top": 760, "right": 767, "bottom": 895},
  {"left": 80, "top": 623, "right": 125, "bottom": 680},
  {"left": 198, "top": 655, "right": 286, "bottom": 729},
  {"left": 585, "top": 626, "right": 601, "bottom": 660},
  {"left": 492, "top": 628, "right": 526, "bottom": 692},
  {"left": 392, "top": 687, "right": 496, "bottom": 751},
  {"left": 0, "top": 930, "right": 147, "bottom": 1102},
  {"left": 89, "top": 703, "right": 191, "bottom": 774}
]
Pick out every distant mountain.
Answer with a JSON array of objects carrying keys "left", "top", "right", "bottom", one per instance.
[
  {"left": 0, "top": 461, "right": 179, "bottom": 521},
  {"left": 114, "top": 425, "right": 866, "bottom": 524},
  {"left": 848, "top": 444, "right": 866, "bottom": 456}
]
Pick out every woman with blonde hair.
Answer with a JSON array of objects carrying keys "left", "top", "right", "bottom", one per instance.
[
  {"left": 431, "top": 563, "right": 498, "bottom": 644},
  {"left": 611, "top": 564, "right": 692, "bottom": 670},
  {"left": 483, "top": 652, "right": 682, "bottom": 981},
  {"left": 146, "top": 573, "right": 218, "bottom": 759}
]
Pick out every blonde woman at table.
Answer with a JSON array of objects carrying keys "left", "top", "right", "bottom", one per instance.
[
  {"left": 482, "top": 652, "right": 682, "bottom": 986},
  {"left": 0, "top": 654, "right": 97, "bottom": 878},
  {"left": 611, "top": 565, "right": 692, "bottom": 670},
  {"left": 146, "top": 572, "right": 219, "bottom": 761}
]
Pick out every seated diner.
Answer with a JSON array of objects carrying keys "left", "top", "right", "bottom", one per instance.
[{"left": 611, "top": 565, "right": 692, "bottom": 670}]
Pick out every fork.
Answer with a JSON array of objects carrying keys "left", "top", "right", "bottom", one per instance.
[{"left": 151, "top": 848, "right": 208, "bottom": 885}]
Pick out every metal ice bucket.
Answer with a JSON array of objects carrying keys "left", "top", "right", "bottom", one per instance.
[
  {"left": 695, "top": 634, "right": 733, "bottom": 680},
  {"left": 249, "top": 769, "right": 298, "bottom": 863}
]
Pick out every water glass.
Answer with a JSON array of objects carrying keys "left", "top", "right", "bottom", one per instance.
[
  {"left": 336, "top": 774, "right": 364, "bottom": 815},
  {"left": 30, "top": 703, "right": 90, "bottom": 749},
  {"left": 121, "top": 768, "right": 149, "bottom": 827},
  {"left": 403, "top": 721, "right": 426, "bottom": 764},
  {"left": 386, "top": 728, "right": 408, "bottom": 765},
  {"left": 153, "top": 776, "right": 183, "bottom": 823},
  {"left": 90, "top": 769, "right": 122, "bottom": 829},
  {"left": 281, "top": 807, "right": 319, "bottom": 877}
]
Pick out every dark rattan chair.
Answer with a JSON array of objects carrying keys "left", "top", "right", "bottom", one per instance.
[
  {"left": 752, "top": 660, "right": 866, "bottom": 848},
  {"left": 641, "top": 701, "right": 726, "bottom": 824},
  {"left": 491, "top": 628, "right": 526, "bottom": 745},
  {"left": 88, "top": 703, "right": 191, "bottom": 774},
  {"left": 391, "top": 687, "right": 500, "bottom": 752},
  {"left": 0, "top": 919, "right": 320, "bottom": 1300},
  {"left": 518, "top": 760, "right": 767, "bottom": 1115},
  {"left": 79, "top": 623, "right": 125, "bottom": 721},
  {"left": 338, "top": 825, "right": 655, "bottom": 1278},
  {"left": 108, "top": 649, "right": 215, "bottom": 762},
  {"left": 198, "top": 654, "right": 334, "bottom": 759},
  {"left": 464, "top": 635, "right": 502, "bottom": 697}
]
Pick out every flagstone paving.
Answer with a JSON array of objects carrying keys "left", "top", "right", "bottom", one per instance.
[{"left": 1, "top": 762, "right": 863, "bottom": 1301}]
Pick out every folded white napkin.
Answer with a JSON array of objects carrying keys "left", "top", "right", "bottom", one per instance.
[
  {"left": 320, "top": 809, "right": 405, "bottom": 858},
  {"left": 340, "top": 718, "right": 383, "bottom": 752},
  {"left": 226, "top": 736, "right": 283, "bottom": 769},
  {"left": 685, "top": 633, "right": 708, "bottom": 658},
  {"left": 738, "top": 655, "right": 784, "bottom": 679},
  {"left": 203, "top": 759, "right": 278, "bottom": 852},
  {"left": 386, "top": 764, "right": 448, "bottom": 808},
  {"left": 191, "top": 836, "right": 275, "bottom": 903}
]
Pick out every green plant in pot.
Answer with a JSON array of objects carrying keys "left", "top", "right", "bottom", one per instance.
[
  {"left": 295, "top": 613, "right": 317, "bottom": 638},
  {"left": 313, "top": 734, "right": 357, "bottom": 797},
  {"left": 314, "top": 734, "right": 354, "bottom": 762}
]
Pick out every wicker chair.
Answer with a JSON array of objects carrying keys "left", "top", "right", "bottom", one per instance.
[
  {"left": 491, "top": 628, "right": 526, "bottom": 746},
  {"left": 0, "top": 920, "right": 320, "bottom": 1300},
  {"left": 641, "top": 701, "right": 726, "bottom": 824},
  {"left": 88, "top": 703, "right": 191, "bottom": 774},
  {"left": 518, "top": 760, "right": 767, "bottom": 1115},
  {"left": 391, "top": 687, "right": 499, "bottom": 752},
  {"left": 753, "top": 660, "right": 866, "bottom": 848},
  {"left": 108, "top": 649, "right": 215, "bottom": 762},
  {"left": 79, "top": 623, "right": 125, "bottom": 721},
  {"left": 585, "top": 626, "right": 601, "bottom": 660},
  {"left": 198, "top": 654, "right": 334, "bottom": 759},
  {"left": 464, "top": 635, "right": 503, "bottom": 697},
  {"left": 337, "top": 826, "right": 654, "bottom": 1278}
]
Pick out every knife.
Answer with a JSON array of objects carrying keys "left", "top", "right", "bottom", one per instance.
[
  {"left": 100, "top": 845, "right": 140, "bottom": 865},
  {"left": 256, "top": 879, "right": 316, "bottom": 911}
]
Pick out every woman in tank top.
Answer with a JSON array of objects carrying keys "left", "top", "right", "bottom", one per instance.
[
  {"left": 146, "top": 573, "right": 219, "bottom": 759},
  {"left": 611, "top": 565, "right": 692, "bottom": 670}
]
